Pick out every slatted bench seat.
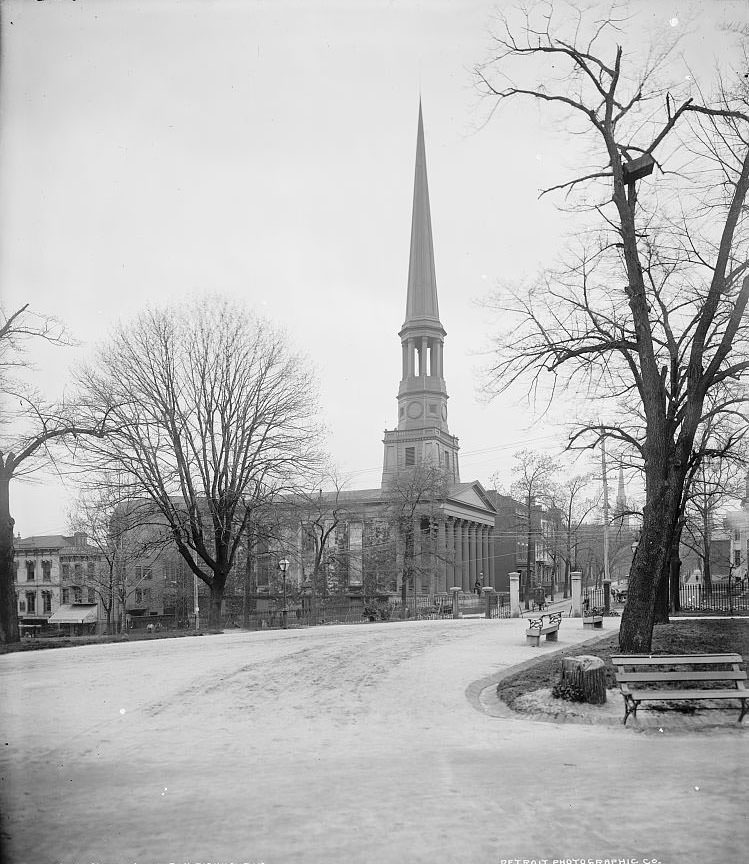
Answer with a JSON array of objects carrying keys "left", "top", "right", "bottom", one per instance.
[
  {"left": 612, "top": 654, "right": 748, "bottom": 725},
  {"left": 526, "top": 612, "right": 562, "bottom": 647},
  {"left": 583, "top": 615, "right": 604, "bottom": 629}
]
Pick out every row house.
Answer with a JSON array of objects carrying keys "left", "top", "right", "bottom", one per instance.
[{"left": 13, "top": 533, "right": 108, "bottom": 634}]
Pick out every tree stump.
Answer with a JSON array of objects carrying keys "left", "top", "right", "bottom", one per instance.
[{"left": 559, "top": 655, "right": 607, "bottom": 704}]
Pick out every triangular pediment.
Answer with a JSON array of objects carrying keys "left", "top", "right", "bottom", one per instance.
[{"left": 448, "top": 481, "right": 496, "bottom": 514}]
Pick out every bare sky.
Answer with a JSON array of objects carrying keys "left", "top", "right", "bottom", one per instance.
[{"left": 1, "top": 0, "right": 747, "bottom": 536}]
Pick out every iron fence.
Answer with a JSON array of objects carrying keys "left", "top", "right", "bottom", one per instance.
[
  {"left": 227, "top": 590, "right": 513, "bottom": 629},
  {"left": 679, "top": 583, "right": 749, "bottom": 613},
  {"left": 583, "top": 587, "right": 605, "bottom": 609}
]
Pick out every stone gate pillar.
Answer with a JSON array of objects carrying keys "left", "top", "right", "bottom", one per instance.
[
  {"left": 509, "top": 571, "right": 521, "bottom": 618},
  {"left": 571, "top": 570, "right": 583, "bottom": 618},
  {"left": 450, "top": 586, "right": 461, "bottom": 619}
]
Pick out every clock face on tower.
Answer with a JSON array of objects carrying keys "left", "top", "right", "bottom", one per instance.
[{"left": 407, "top": 401, "right": 423, "bottom": 419}]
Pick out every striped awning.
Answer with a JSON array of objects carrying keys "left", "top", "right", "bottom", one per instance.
[{"left": 48, "top": 604, "right": 99, "bottom": 624}]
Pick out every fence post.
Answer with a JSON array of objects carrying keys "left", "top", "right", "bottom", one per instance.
[
  {"left": 571, "top": 571, "right": 582, "bottom": 618},
  {"left": 450, "top": 586, "right": 461, "bottom": 619},
  {"left": 603, "top": 579, "right": 611, "bottom": 612},
  {"left": 482, "top": 585, "right": 494, "bottom": 619},
  {"left": 509, "top": 572, "right": 521, "bottom": 618}
]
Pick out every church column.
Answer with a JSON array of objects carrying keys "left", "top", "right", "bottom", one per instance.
[
  {"left": 481, "top": 525, "right": 489, "bottom": 587},
  {"left": 434, "top": 340, "right": 443, "bottom": 378},
  {"left": 407, "top": 338, "right": 416, "bottom": 377},
  {"left": 489, "top": 527, "right": 496, "bottom": 588},
  {"left": 413, "top": 516, "right": 422, "bottom": 594},
  {"left": 437, "top": 519, "right": 447, "bottom": 593},
  {"left": 402, "top": 342, "right": 408, "bottom": 379},
  {"left": 469, "top": 523, "right": 478, "bottom": 587},
  {"left": 396, "top": 529, "right": 406, "bottom": 593},
  {"left": 421, "top": 337, "right": 429, "bottom": 375},
  {"left": 453, "top": 519, "right": 463, "bottom": 591},
  {"left": 445, "top": 518, "right": 456, "bottom": 590},
  {"left": 461, "top": 521, "right": 470, "bottom": 591}
]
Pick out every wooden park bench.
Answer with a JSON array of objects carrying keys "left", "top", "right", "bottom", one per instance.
[
  {"left": 526, "top": 612, "right": 563, "bottom": 647},
  {"left": 583, "top": 614, "right": 604, "bottom": 630},
  {"left": 612, "top": 654, "right": 748, "bottom": 726}
]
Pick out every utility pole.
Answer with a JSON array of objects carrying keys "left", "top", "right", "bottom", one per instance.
[
  {"left": 601, "top": 433, "right": 611, "bottom": 586},
  {"left": 243, "top": 522, "right": 253, "bottom": 628}
]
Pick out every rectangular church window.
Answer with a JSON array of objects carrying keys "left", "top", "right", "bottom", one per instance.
[{"left": 405, "top": 447, "right": 415, "bottom": 466}]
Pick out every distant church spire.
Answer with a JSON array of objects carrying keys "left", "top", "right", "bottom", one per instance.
[{"left": 382, "top": 102, "right": 460, "bottom": 488}]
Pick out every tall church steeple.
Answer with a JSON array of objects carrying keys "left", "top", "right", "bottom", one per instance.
[
  {"left": 382, "top": 102, "right": 460, "bottom": 488},
  {"left": 404, "top": 102, "right": 440, "bottom": 326}
]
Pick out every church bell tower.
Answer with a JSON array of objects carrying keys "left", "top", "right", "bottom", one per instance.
[{"left": 382, "top": 103, "right": 460, "bottom": 488}]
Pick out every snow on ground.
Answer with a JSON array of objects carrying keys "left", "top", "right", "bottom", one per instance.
[{"left": 1, "top": 617, "right": 747, "bottom": 864}]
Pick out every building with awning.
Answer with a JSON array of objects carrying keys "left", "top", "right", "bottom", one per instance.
[
  {"left": 48, "top": 604, "right": 99, "bottom": 625},
  {"left": 14, "top": 533, "right": 108, "bottom": 634}
]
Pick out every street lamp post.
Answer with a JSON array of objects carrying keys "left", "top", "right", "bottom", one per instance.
[
  {"left": 194, "top": 571, "right": 200, "bottom": 631},
  {"left": 278, "top": 557, "right": 289, "bottom": 629}
]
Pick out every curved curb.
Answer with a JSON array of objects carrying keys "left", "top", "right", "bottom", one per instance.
[
  {"left": 465, "top": 630, "right": 749, "bottom": 734},
  {"left": 464, "top": 629, "right": 618, "bottom": 721}
]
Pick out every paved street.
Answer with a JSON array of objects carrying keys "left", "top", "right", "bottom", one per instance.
[{"left": 1, "top": 618, "right": 747, "bottom": 864}]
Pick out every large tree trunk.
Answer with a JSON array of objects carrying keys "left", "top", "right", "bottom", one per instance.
[
  {"left": 0, "top": 472, "right": 20, "bottom": 644},
  {"left": 653, "top": 568, "right": 670, "bottom": 624},
  {"left": 619, "top": 460, "right": 685, "bottom": 652},
  {"left": 208, "top": 579, "right": 224, "bottom": 629}
]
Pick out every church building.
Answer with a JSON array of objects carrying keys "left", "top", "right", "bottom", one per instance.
[
  {"left": 103, "top": 103, "right": 500, "bottom": 625},
  {"left": 286, "top": 102, "right": 498, "bottom": 596}
]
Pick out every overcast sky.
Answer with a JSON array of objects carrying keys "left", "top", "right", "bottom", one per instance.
[{"left": 2, "top": 0, "right": 747, "bottom": 537}]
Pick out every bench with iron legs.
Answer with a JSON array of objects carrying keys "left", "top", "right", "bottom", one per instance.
[
  {"left": 525, "top": 612, "right": 563, "bottom": 647},
  {"left": 612, "top": 653, "right": 748, "bottom": 725}
]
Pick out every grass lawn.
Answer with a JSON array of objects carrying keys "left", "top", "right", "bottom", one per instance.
[{"left": 497, "top": 618, "right": 749, "bottom": 709}]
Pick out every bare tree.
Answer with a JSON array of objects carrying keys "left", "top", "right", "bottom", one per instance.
[
  {"left": 1, "top": 304, "right": 107, "bottom": 644},
  {"left": 508, "top": 450, "right": 558, "bottom": 608},
  {"left": 284, "top": 470, "right": 354, "bottom": 617},
  {"left": 477, "top": 2, "right": 749, "bottom": 651},
  {"left": 67, "top": 481, "right": 165, "bottom": 633},
  {"left": 74, "top": 297, "right": 324, "bottom": 629},
  {"left": 549, "top": 473, "right": 598, "bottom": 598},
  {"left": 383, "top": 463, "right": 451, "bottom": 614}
]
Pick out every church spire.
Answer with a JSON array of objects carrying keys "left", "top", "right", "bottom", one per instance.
[
  {"left": 382, "top": 102, "right": 459, "bottom": 488},
  {"left": 404, "top": 101, "right": 441, "bottom": 327}
]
